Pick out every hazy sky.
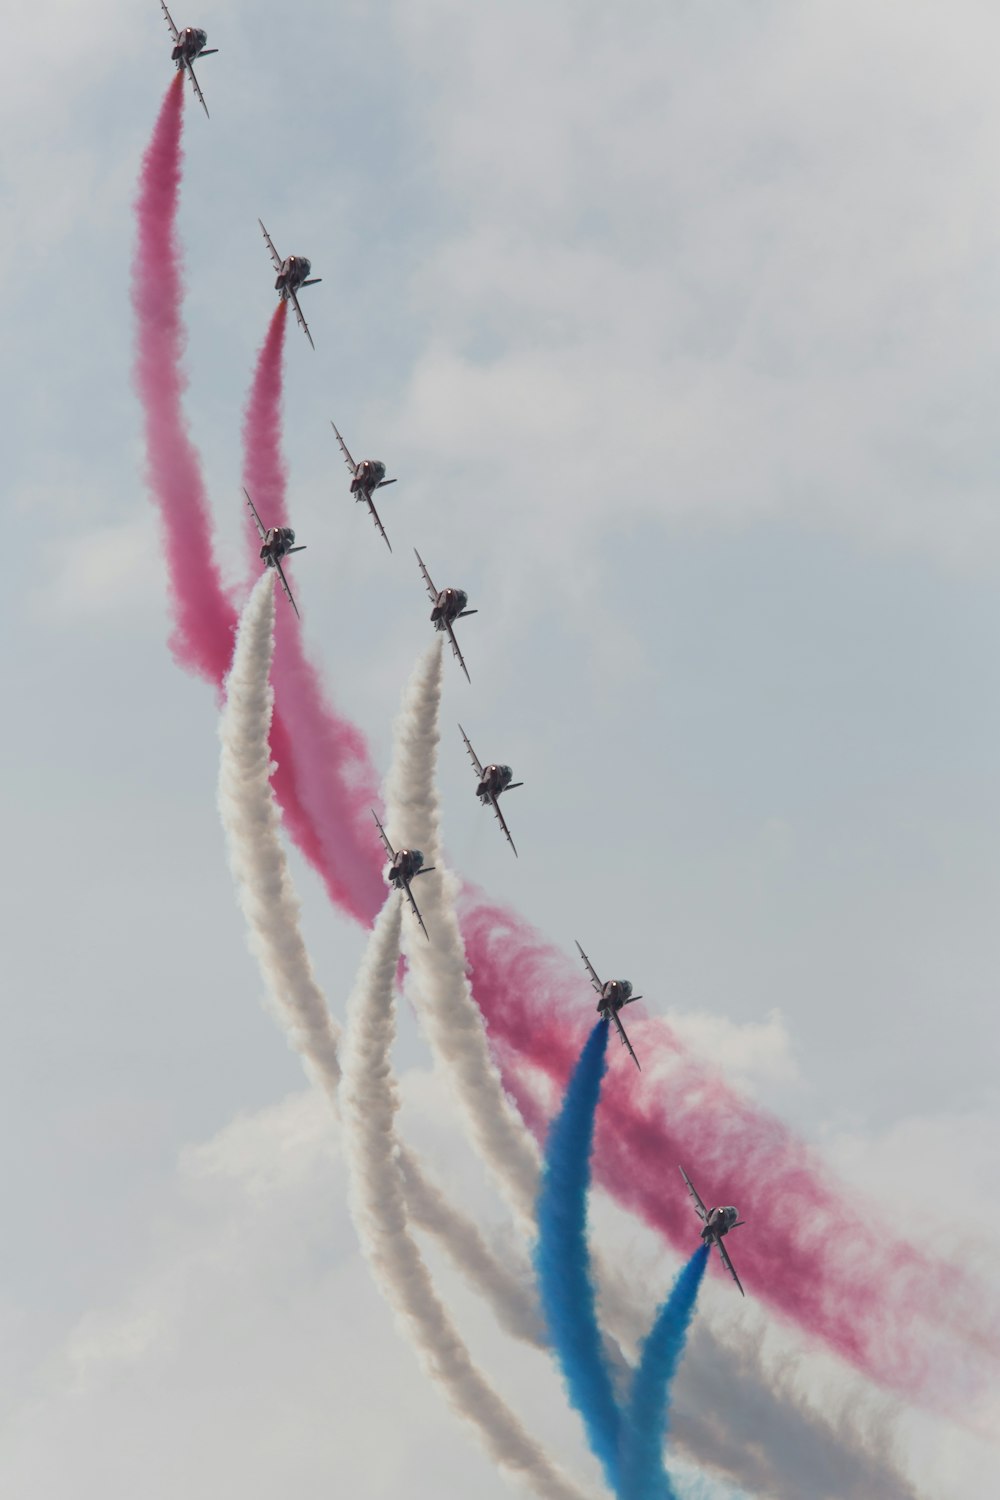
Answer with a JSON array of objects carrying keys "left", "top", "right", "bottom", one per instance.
[{"left": 2, "top": 3, "right": 999, "bottom": 1496}]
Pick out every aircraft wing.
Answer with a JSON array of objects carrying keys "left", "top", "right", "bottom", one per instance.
[
  {"left": 458, "top": 725, "right": 484, "bottom": 778},
  {"left": 678, "top": 1165, "right": 708, "bottom": 1221},
  {"left": 330, "top": 421, "right": 357, "bottom": 475},
  {"left": 414, "top": 549, "right": 438, "bottom": 603},
  {"left": 402, "top": 880, "right": 431, "bottom": 942},
  {"left": 287, "top": 288, "right": 315, "bottom": 350},
  {"left": 717, "top": 1240, "right": 745, "bottom": 1297},
  {"left": 243, "top": 487, "right": 266, "bottom": 541},
  {"left": 185, "top": 60, "right": 210, "bottom": 118},
  {"left": 371, "top": 810, "right": 395, "bottom": 861},
  {"left": 488, "top": 794, "right": 518, "bottom": 857},
  {"left": 258, "top": 219, "right": 282, "bottom": 271},
  {"left": 575, "top": 941, "right": 604, "bottom": 996},
  {"left": 272, "top": 556, "right": 300, "bottom": 619},
  {"left": 364, "top": 495, "right": 392, "bottom": 553},
  {"left": 610, "top": 1007, "right": 640, "bottom": 1070},
  {"left": 444, "top": 621, "right": 471, "bottom": 684},
  {"left": 160, "top": 0, "right": 180, "bottom": 43}
]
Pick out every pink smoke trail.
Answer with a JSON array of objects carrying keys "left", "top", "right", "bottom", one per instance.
[
  {"left": 131, "top": 73, "right": 236, "bottom": 682},
  {"left": 240, "top": 309, "right": 386, "bottom": 924},
  {"left": 131, "top": 87, "right": 360, "bottom": 905}
]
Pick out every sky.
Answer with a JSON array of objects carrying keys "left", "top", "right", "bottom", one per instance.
[{"left": 2, "top": 1, "right": 1000, "bottom": 1495}]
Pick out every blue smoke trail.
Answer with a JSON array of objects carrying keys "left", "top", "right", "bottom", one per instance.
[
  {"left": 621, "top": 1243, "right": 711, "bottom": 1500},
  {"left": 535, "top": 1018, "right": 622, "bottom": 1490}
]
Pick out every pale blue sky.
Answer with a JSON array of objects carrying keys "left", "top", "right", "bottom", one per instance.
[{"left": 2, "top": 2, "right": 998, "bottom": 1495}]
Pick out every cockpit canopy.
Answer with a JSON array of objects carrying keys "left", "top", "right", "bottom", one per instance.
[
  {"left": 616, "top": 979, "right": 633, "bottom": 1000},
  {"left": 498, "top": 765, "right": 513, "bottom": 781},
  {"left": 285, "top": 528, "right": 296, "bottom": 545},
  {"left": 453, "top": 589, "right": 468, "bottom": 610}
]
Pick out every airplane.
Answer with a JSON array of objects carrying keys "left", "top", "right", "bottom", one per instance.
[
  {"left": 575, "top": 941, "right": 642, "bottom": 1070},
  {"left": 679, "top": 1165, "right": 746, "bottom": 1296},
  {"left": 244, "top": 489, "right": 306, "bottom": 618},
  {"left": 330, "top": 421, "right": 397, "bottom": 552},
  {"left": 258, "top": 220, "right": 322, "bottom": 350},
  {"left": 458, "top": 725, "right": 523, "bottom": 857},
  {"left": 414, "top": 550, "right": 477, "bottom": 683},
  {"left": 160, "top": 2, "right": 217, "bottom": 118},
  {"left": 371, "top": 811, "right": 435, "bottom": 940}
]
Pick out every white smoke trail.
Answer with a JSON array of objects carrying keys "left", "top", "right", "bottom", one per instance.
[
  {"left": 217, "top": 574, "right": 544, "bottom": 1349},
  {"left": 385, "top": 642, "right": 540, "bottom": 1230},
  {"left": 340, "top": 895, "right": 596, "bottom": 1500},
  {"left": 381, "top": 640, "right": 923, "bottom": 1500}
]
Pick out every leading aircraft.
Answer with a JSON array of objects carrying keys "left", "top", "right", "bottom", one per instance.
[
  {"left": 372, "top": 812, "right": 434, "bottom": 940},
  {"left": 259, "top": 220, "right": 322, "bottom": 350},
  {"left": 575, "top": 941, "right": 642, "bottom": 1069},
  {"left": 160, "top": 3, "right": 217, "bottom": 118},
  {"left": 330, "top": 421, "right": 397, "bottom": 552},
  {"left": 414, "top": 551, "right": 477, "bottom": 683},
  {"left": 459, "top": 725, "right": 523, "bottom": 856},
  {"left": 244, "top": 489, "right": 306, "bottom": 618},
  {"left": 679, "top": 1166, "right": 746, "bottom": 1296}
]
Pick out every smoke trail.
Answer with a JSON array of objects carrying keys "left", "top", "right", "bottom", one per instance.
[
  {"left": 131, "top": 72, "right": 236, "bottom": 682},
  {"left": 130, "top": 80, "right": 337, "bottom": 907},
  {"left": 240, "top": 306, "right": 386, "bottom": 924},
  {"left": 218, "top": 573, "right": 544, "bottom": 1349},
  {"left": 621, "top": 1246, "right": 710, "bottom": 1500},
  {"left": 340, "top": 897, "right": 595, "bottom": 1500},
  {"left": 386, "top": 642, "right": 541, "bottom": 1231},
  {"left": 535, "top": 1020, "right": 621, "bottom": 1492}
]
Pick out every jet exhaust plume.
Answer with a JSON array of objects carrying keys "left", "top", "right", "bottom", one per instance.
[
  {"left": 621, "top": 1246, "right": 710, "bottom": 1500},
  {"left": 340, "top": 897, "right": 594, "bottom": 1500},
  {"left": 535, "top": 1019, "right": 622, "bottom": 1492},
  {"left": 217, "top": 574, "right": 545, "bottom": 1348}
]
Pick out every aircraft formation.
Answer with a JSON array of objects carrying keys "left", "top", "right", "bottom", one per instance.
[{"left": 160, "top": 13, "right": 746, "bottom": 1294}]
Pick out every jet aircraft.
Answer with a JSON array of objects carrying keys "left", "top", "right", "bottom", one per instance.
[
  {"left": 160, "top": 2, "right": 217, "bottom": 118},
  {"left": 459, "top": 725, "right": 523, "bottom": 856},
  {"left": 372, "top": 811, "right": 435, "bottom": 940},
  {"left": 330, "top": 421, "right": 397, "bottom": 552},
  {"left": 259, "top": 220, "right": 322, "bottom": 350},
  {"left": 244, "top": 489, "right": 306, "bottom": 618},
  {"left": 575, "top": 941, "right": 642, "bottom": 1069},
  {"left": 679, "top": 1165, "right": 746, "bottom": 1296},
  {"left": 414, "top": 550, "right": 477, "bottom": 683}
]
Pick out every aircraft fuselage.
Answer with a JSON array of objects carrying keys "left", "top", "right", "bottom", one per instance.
[
  {"left": 351, "top": 459, "right": 387, "bottom": 496},
  {"left": 702, "top": 1205, "right": 740, "bottom": 1242},
  {"left": 597, "top": 978, "right": 634, "bottom": 1014},
  {"left": 260, "top": 525, "right": 298, "bottom": 564},
  {"left": 275, "top": 255, "right": 314, "bottom": 295},
  {"left": 389, "top": 849, "right": 426, "bottom": 886},
  {"left": 430, "top": 587, "right": 471, "bottom": 627},
  {"left": 477, "top": 764, "right": 516, "bottom": 801},
  {"left": 172, "top": 26, "right": 209, "bottom": 63}
]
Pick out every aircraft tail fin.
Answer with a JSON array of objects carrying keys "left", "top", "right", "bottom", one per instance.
[
  {"left": 300, "top": 278, "right": 322, "bottom": 287},
  {"left": 200, "top": 48, "right": 219, "bottom": 56},
  {"left": 286, "top": 545, "right": 307, "bottom": 554},
  {"left": 376, "top": 478, "right": 398, "bottom": 488},
  {"left": 507, "top": 782, "right": 524, "bottom": 790},
  {"left": 457, "top": 609, "right": 478, "bottom": 618}
]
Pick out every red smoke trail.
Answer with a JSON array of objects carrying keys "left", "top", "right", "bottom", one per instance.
[
  {"left": 240, "top": 309, "right": 386, "bottom": 924},
  {"left": 132, "top": 83, "right": 995, "bottom": 1409},
  {"left": 460, "top": 896, "right": 996, "bottom": 1409},
  {"left": 131, "top": 73, "right": 236, "bottom": 683},
  {"left": 131, "top": 88, "right": 344, "bottom": 899}
]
